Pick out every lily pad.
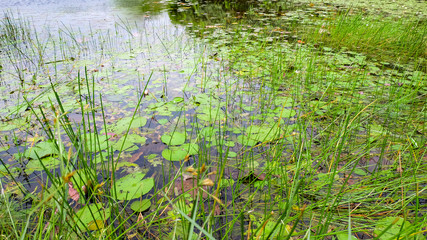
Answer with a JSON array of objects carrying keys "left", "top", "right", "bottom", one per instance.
[
  {"left": 336, "top": 233, "right": 358, "bottom": 240},
  {"left": 115, "top": 172, "right": 154, "bottom": 200},
  {"left": 161, "top": 132, "right": 186, "bottom": 146},
  {"left": 131, "top": 199, "right": 151, "bottom": 212},
  {"left": 112, "top": 134, "right": 146, "bottom": 152},
  {"left": 25, "top": 141, "right": 62, "bottom": 159},
  {"left": 74, "top": 203, "right": 111, "bottom": 232},
  {"left": 109, "top": 116, "right": 147, "bottom": 134},
  {"left": 81, "top": 132, "right": 110, "bottom": 152},
  {"left": 157, "top": 119, "right": 168, "bottom": 125},
  {"left": 374, "top": 217, "right": 412, "bottom": 240},
  {"left": 0, "top": 145, "right": 10, "bottom": 151},
  {"left": 162, "top": 143, "right": 199, "bottom": 161},
  {"left": 227, "top": 151, "right": 237, "bottom": 158},
  {"left": 25, "top": 157, "right": 61, "bottom": 175},
  {"left": 236, "top": 135, "right": 257, "bottom": 147}
]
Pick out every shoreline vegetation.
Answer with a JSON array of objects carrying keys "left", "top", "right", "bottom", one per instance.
[{"left": 0, "top": 0, "right": 425, "bottom": 239}]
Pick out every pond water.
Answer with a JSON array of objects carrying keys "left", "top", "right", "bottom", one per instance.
[
  {"left": 0, "top": 0, "right": 426, "bottom": 239},
  {"left": 0, "top": 0, "right": 168, "bottom": 30}
]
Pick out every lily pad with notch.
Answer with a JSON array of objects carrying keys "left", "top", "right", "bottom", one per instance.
[
  {"left": 162, "top": 143, "right": 199, "bottom": 161},
  {"left": 114, "top": 172, "right": 154, "bottom": 200}
]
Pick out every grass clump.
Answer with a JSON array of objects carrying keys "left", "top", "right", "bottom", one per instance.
[{"left": 309, "top": 12, "right": 427, "bottom": 65}]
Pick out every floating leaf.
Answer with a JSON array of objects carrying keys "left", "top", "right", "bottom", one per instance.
[
  {"left": 115, "top": 172, "right": 154, "bottom": 200},
  {"left": 236, "top": 135, "right": 257, "bottom": 146},
  {"left": 157, "top": 119, "right": 168, "bottom": 125},
  {"left": 162, "top": 143, "right": 199, "bottom": 161},
  {"left": 219, "top": 179, "right": 234, "bottom": 188},
  {"left": 131, "top": 199, "right": 151, "bottom": 212},
  {"left": 112, "top": 134, "right": 146, "bottom": 152},
  {"left": 25, "top": 157, "right": 61, "bottom": 175},
  {"left": 374, "top": 217, "right": 412, "bottom": 240},
  {"left": 0, "top": 145, "right": 10, "bottom": 151},
  {"left": 336, "top": 233, "right": 358, "bottom": 240},
  {"left": 81, "top": 132, "right": 110, "bottom": 152},
  {"left": 25, "top": 141, "right": 61, "bottom": 159},
  {"left": 68, "top": 182, "right": 80, "bottom": 202},
  {"left": 172, "top": 97, "right": 184, "bottom": 103},
  {"left": 161, "top": 132, "right": 186, "bottom": 146},
  {"left": 353, "top": 168, "right": 367, "bottom": 176},
  {"left": 74, "top": 203, "right": 111, "bottom": 232},
  {"left": 109, "top": 116, "right": 147, "bottom": 134},
  {"left": 88, "top": 220, "right": 104, "bottom": 231},
  {"left": 227, "top": 151, "right": 237, "bottom": 158}
]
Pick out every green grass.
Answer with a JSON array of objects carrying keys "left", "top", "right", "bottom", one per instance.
[
  {"left": 306, "top": 12, "right": 427, "bottom": 66},
  {"left": 0, "top": 2, "right": 426, "bottom": 240}
]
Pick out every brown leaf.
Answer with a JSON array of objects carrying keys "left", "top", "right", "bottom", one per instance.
[
  {"left": 68, "top": 182, "right": 80, "bottom": 202},
  {"left": 129, "top": 149, "right": 144, "bottom": 163}
]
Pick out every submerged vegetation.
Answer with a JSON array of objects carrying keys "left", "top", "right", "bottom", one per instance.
[{"left": 0, "top": 0, "right": 426, "bottom": 239}]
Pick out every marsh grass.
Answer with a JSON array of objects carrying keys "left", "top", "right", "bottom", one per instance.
[
  {"left": 307, "top": 12, "right": 427, "bottom": 67},
  {"left": 0, "top": 3, "right": 426, "bottom": 240}
]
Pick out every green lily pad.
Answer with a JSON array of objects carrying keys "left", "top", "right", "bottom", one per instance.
[
  {"left": 236, "top": 135, "right": 257, "bottom": 147},
  {"left": 172, "top": 97, "right": 184, "bottom": 103},
  {"left": 227, "top": 151, "right": 237, "bottom": 158},
  {"left": 161, "top": 132, "right": 186, "bottom": 146},
  {"left": 157, "top": 119, "right": 168, "bottom": 125},
  {"left": 25, "top": 141, "right": 61, "bottom": 159},
  {"left": 25, "top": 156, "right": 61, "bottom": 175},
  {"left": 336, "top": 233, "right": 358, "bottom": 240},
  {"left": 81, "top": 132, "right": 110, "bottom": 152},
  {"left": 115, "top": 172, "right": 154, "bottom": 200},
  {"left": 109, "top": 116, "right": 147, "bottom": 134},
  {"left": 131, "top": 199, "right": 151, "bottom": 212},
  {"left": 219, "top": 179, "right": 235, "bottom": 188},
  {"left": 161, "top": 143, "right": 199, "bottom": 161},
  {"left": 224, "top": 141, "right": 235, "bottom": 147},
  {"left": 370, "top": 124, "right": 385, "bottom": 137},
  {"left": 374, "top": 217, "right": 412, "bottom": 240},
  {"left": 112, "top": 134, "right": 146, "bottom": 152},
  {"left": 200, "top": 127, "right": 219, "bottom": 138},
  {"left": 0, "top": 145, "right": 10, "bottom": 151},
  {"left": 74, "top": 203, "right": 111, "bottom": 232}
]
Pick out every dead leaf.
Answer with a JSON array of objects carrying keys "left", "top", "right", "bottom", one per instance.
[
  {"left": 68, "top": 182, "right": 80, "bottom": 202},
  {"left": 129, "top": 149, "right": 144, "bottom": 163}
]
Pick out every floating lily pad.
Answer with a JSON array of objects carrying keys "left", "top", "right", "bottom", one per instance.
[
  {"left": 161, "top": 132, "right": 186, "bottom": 146},
  {"left": 131, "top": 199, "right": 151, "bottom": 212},
  {"left": 112, "top": 134, "right": 146, "bottom": 152},
  {"left": 157, "top": 119, "right": 168, "bottom": 125},
  {"left": 25, "top": 156, "right": 61, "bottom": 175},
  {"left": 115, "top": 172, "right": 154, "bottom": 200},
  {"left": 374, "top": 217, "right": 412, "bottom": 240},
  {"left": 74, "top": 203, "right": 111, "bottom": 232},
  {"left": 109, "top": 116, "right": 147, "bottom": 134},
  {"left": 172, "top": 97, "right": 184, "bottom": 103},
  {"left": 162, "top": 143, "right": 199, "bottom": 161},
  {"left": 236, "top": 135, "right": 257, "bottom": 146},
  {"left": 81, "top": 132, "right": 110, "bottom": 152},
  {"left": 227, "top": 151, "right": 237, "bottom": 158},
  {"left": 219, "top": 179, "right": 234, "bottom": 188},
  {"left": 336, "top": 233, "right": 358, "bottom": 240},
  {"left": 0, "top": 145, "right": 10, "bottom": 151},
  {"left": 24, "top": 141, "right": 61, "bottom": 159}
]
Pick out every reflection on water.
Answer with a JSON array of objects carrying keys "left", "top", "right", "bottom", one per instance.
[{"left": 0, "top": 0, "right": 171, "bottom": 31}]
